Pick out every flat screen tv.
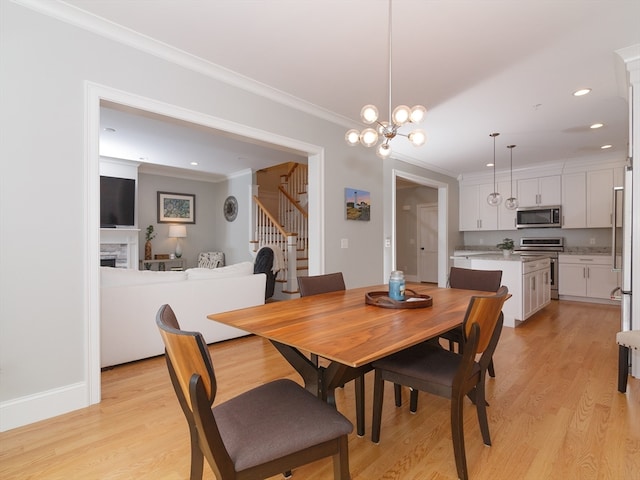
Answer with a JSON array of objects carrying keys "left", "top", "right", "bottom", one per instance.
[{"left": 100, "top": 176, "right": 135, "bottom": 227}]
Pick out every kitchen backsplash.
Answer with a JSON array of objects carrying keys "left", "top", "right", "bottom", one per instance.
[{"left": 462, "top": 227, "right": 613, "bottom": 250}]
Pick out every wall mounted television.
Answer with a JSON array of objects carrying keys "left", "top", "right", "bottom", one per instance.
[{"left": 100, "top": 176, "right": 135, "bottom": 227}]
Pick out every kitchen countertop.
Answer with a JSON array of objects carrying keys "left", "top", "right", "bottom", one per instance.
[{"left": 450, "top": 253, "right": 551, "bottom": 262}]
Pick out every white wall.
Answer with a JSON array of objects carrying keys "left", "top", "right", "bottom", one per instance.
[{"left": 0, "top": 0, "right": 460, "bottom": 430}]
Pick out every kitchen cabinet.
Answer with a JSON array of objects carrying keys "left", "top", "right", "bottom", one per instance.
[
  {"left": 586, "top": 169, "right": 614, "bottom": 228},
  {"left": 451, "top": 254, "right": 551, "bottom": 327},
  {"left": 459, "top": 183, "right": 498, "bottom": 231},
  {"left": 558, "top": 254, "right": 620, "bottom": 300},
  {"left": 561, "top": 168, "right": 616, "bottom": 229},
  {"left": 517, "top": 175, "right": 561, "bottom": 207},
  {"left": 561, "top": 172, "right": 586, "bottom": 228},
  {"left": 523, "top": 258, "right": 551, "bottom": 318}
]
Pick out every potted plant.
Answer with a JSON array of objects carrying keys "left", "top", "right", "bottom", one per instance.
[
  {"left": 496, "top": 238, "right": 515, "bottom": 257},
  {"left": 144, "top": 225, "right": 156, "bottom": 261}
]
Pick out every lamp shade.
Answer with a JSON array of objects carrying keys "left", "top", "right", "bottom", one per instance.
[{"left": 168, "top": 225, "right": 187, "bottom": 238}]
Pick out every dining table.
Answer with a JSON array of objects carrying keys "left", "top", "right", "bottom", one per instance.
[{"left": 207, "top": 283, "right": 482, "bottom": 436}]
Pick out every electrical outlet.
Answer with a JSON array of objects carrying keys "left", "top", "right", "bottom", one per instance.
[
  {"left": 341, "top": 238, "right": 348, "bottom": 249},
  {"left": 385, "top": 237, "right": 391, "bottom": 248},
  {"left": 590, "top": 238, "right": 596, "bottom": 245}
]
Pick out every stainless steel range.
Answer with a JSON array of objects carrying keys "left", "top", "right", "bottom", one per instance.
[{"left": 515, "top": 237, "right": 564, "bottom": 300}]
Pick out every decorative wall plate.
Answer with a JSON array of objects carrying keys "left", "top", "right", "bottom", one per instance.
[{"left": 223, "top": 195, "right": 238, "bottom": 221}]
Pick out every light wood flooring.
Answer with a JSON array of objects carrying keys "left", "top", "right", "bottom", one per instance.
[{"left": 1, "top": 300, "right": 638, "bottom": 479}]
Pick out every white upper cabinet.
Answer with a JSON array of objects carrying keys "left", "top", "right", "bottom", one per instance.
[
  {"left": 586, "top": 169, "right": 614, "bottom": 228},
  {"left": 517, "top": 175, "right": 561, "bottom": 207},
  {"left": 561, "top": 172, "right": 586, "bottom": 228},
  {"left": 459, "top": 183, "right": 498, "bottom": 231}
]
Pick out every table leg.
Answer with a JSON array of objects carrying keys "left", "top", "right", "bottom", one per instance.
[{"left": 271, "top": 341, "right": 369, "bottom": 436}]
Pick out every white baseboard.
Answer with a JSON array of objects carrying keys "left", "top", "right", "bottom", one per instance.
[{"left": 0, "top": 382, "right": 88, "bottom": 432}]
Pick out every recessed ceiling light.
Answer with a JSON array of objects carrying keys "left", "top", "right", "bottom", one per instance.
[
  {"left": 486, "top": 163, "right": 494, "bottom": 167},
  {"left": 600, "top": 144, "right": 613, "bottom": 149},
  {"left": 190, "top": 161, "right": 198, "bottom": 166},
  {"left": 573, "top": 88, "right": 592, "bottom": 97},
  {"left": 103, "top": 127, "right": 116, "bottom": 133},
  {"left": 590, "top": 123, "right": 604, "bottom": 129}
]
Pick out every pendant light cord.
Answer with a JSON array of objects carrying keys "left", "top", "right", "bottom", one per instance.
[{"left": 387, "top": 0, "right": 393, "bottom": 125}]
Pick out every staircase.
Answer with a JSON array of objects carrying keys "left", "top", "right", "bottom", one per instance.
[{"left": 252, "top": 162, "right": 308, "bottom": 298}]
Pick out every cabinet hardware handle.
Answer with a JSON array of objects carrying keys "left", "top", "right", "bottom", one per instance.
[{"left": 583, "top": 267, "right": 586, "bottom": 278}]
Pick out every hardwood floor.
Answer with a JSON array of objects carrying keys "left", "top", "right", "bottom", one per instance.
[{"left": 1, "top": 300, "right": 638, "bottom": 479}]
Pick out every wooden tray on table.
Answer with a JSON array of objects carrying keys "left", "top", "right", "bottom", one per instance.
[{"left": 365, "top": 289, "right": 433, "bottom": 309}]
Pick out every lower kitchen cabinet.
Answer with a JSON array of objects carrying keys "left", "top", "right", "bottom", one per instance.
[
  {"left": 558, "top": 254, "right": 620, "bottom": 301},
  {"left": 452, "top": 254, "right": 551, "bottom": 327}
]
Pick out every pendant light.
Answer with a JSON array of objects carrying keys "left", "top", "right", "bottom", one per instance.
[
  {"left": 505, "top": 144, "right": 518, "bottom": 210},
  {"left": 487, "top": 132, "right": 502, "bottom": 206},
  {"left": 345, "top": 0, "right": 427, "bottom": 158}
]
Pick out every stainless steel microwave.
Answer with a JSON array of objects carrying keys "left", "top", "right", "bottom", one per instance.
[{"left": 516, "top": 206, "right": 561, "bottom": 229}]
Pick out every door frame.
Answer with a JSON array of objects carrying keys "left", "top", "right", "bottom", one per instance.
[
  {"left": 392, "top": 169, "right": 449, "bottom": 288},
  {"left": 85, "top": 83, "right": 325, "bottom": 404}
]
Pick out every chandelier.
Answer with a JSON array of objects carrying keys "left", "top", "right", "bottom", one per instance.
[{"left": 345, "top": 0, "right": 426, "bottom": 159}]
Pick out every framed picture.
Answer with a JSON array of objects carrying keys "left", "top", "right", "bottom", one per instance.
[
  {"left": 345, "top": 188, "right": 370, "bottom": 221},
  {"left": 157, "top": 191, "right": 196, "bottom": 224}
]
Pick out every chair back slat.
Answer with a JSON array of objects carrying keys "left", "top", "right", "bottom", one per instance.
[
  {"left": 298, "top": 272, "right": 346, "bottom": 297},
  {"left": 463, "top": 286, "right": 510, "bottom": 353},
  {"left": 449, "top": 267, "right": 502, "bottom": 292}
]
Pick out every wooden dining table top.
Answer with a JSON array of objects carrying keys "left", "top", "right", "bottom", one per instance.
[{"left": 208, "top": 283, "right": 480, "bottom": 368}]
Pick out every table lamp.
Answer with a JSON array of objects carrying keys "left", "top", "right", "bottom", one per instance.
[{"left": 168, "top": 225, "right": 187, "bottom": 258}]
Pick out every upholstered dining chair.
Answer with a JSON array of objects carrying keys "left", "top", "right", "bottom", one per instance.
[
  {"left": 297, "top": 272, "right": 368, "bottom": 437},
  {"left": 617, "top": 330, "right": 640, "bottom": 393},
  {"left": 156, "top": 304, "right": 353, "bottom": 480},
  {"left": 371, "top": 287, "right": 510, "bottom": 480}
]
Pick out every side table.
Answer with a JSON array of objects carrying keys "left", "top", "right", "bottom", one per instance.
[{"left": 140, "top": 258, "right": 185, "bottom": 271}]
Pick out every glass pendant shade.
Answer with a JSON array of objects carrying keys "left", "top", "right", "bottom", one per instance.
[
  {"left": 392, "top": 105, "right": 411, "bottom": 125},
  {"left": 361, "top": 105, "right": 379, "bottom": 124},
  {"left": 345, "top": 129, "right": 360, "bottom": 146},
  {"left": 360, "top": 128, "right": 379, "bottom": 147},
  {"left": 410, "top": 105, "right": 426, "bottom": 123},
  {"left": 408, "top": 129, "right": 426, "bottom": 147},
  {"left": 377, "top": 143, "right": 392, "bottom": 158},
  {"left": 487, "top": 192, "right": 502, "bottom": 206},
  {"left": 505, "top": 197, "right": 519, "bottom": 210}
]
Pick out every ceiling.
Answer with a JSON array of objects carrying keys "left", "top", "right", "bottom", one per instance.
[{"left": 63, "top": 0, "right": 640, "bottom": 179}]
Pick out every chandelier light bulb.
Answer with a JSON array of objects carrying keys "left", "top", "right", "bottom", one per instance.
[
  {"left": 360, "top": 128, "right": 379, "bottom": 147},
  {"left": 360, "top": 105, "right": 379, "bottom": 124},
  {"left": 345, "top": 129, "right": 360, "bottom": 146},
  {"left": 408, "top": 130, "right": 426, "bottom": 147},
  {"left": 392, "top": 105, "right": 411, "bottom": 125},
  {"left": 377, "top": 143, "right": 392, "bottom": 159},
  {"left": 410, "top": 105, "right": 426, "bottom": 123}
]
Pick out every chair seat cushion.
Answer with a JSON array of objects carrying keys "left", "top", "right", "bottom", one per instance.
[
  {"left": 373, "top": 344, "right": 478, "bottom": 389},
  {"left": 213, "top": 379, "right": 353, "bottom": 472},
  {"left": 617, "top": 330, "right": 640, "bottom": 349}
]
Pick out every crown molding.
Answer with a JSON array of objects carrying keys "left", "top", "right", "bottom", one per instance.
[{"left": 13, "top": 0, "right": 355, "bottom": 129}]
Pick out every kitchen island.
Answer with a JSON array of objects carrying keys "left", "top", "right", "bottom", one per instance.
[{"left": 452, "top": 253, "right": 551, "bottom": 327}]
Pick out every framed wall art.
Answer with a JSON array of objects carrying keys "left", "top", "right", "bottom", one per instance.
[
  {"left": 157, "top": 191, "right": 196, "bottom": 224},
  {"left": 345, "top": 187, "right": 370, "bottom": 221}
]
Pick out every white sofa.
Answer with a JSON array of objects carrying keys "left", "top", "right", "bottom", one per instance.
[{"left": 100, "top": 262, "right": 266, "bottom": 367}]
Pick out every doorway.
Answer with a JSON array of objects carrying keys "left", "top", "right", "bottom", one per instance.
[
  {"left": 86, "top": 83, "right": 325, "bottom": 404},
  {"left": 418, "top": 203, "right": 438, "bottom": 283}
]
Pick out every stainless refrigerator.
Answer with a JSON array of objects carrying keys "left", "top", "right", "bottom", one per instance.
[{"left": 613, "top": 164, "right": 635, "bottom": 376}]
